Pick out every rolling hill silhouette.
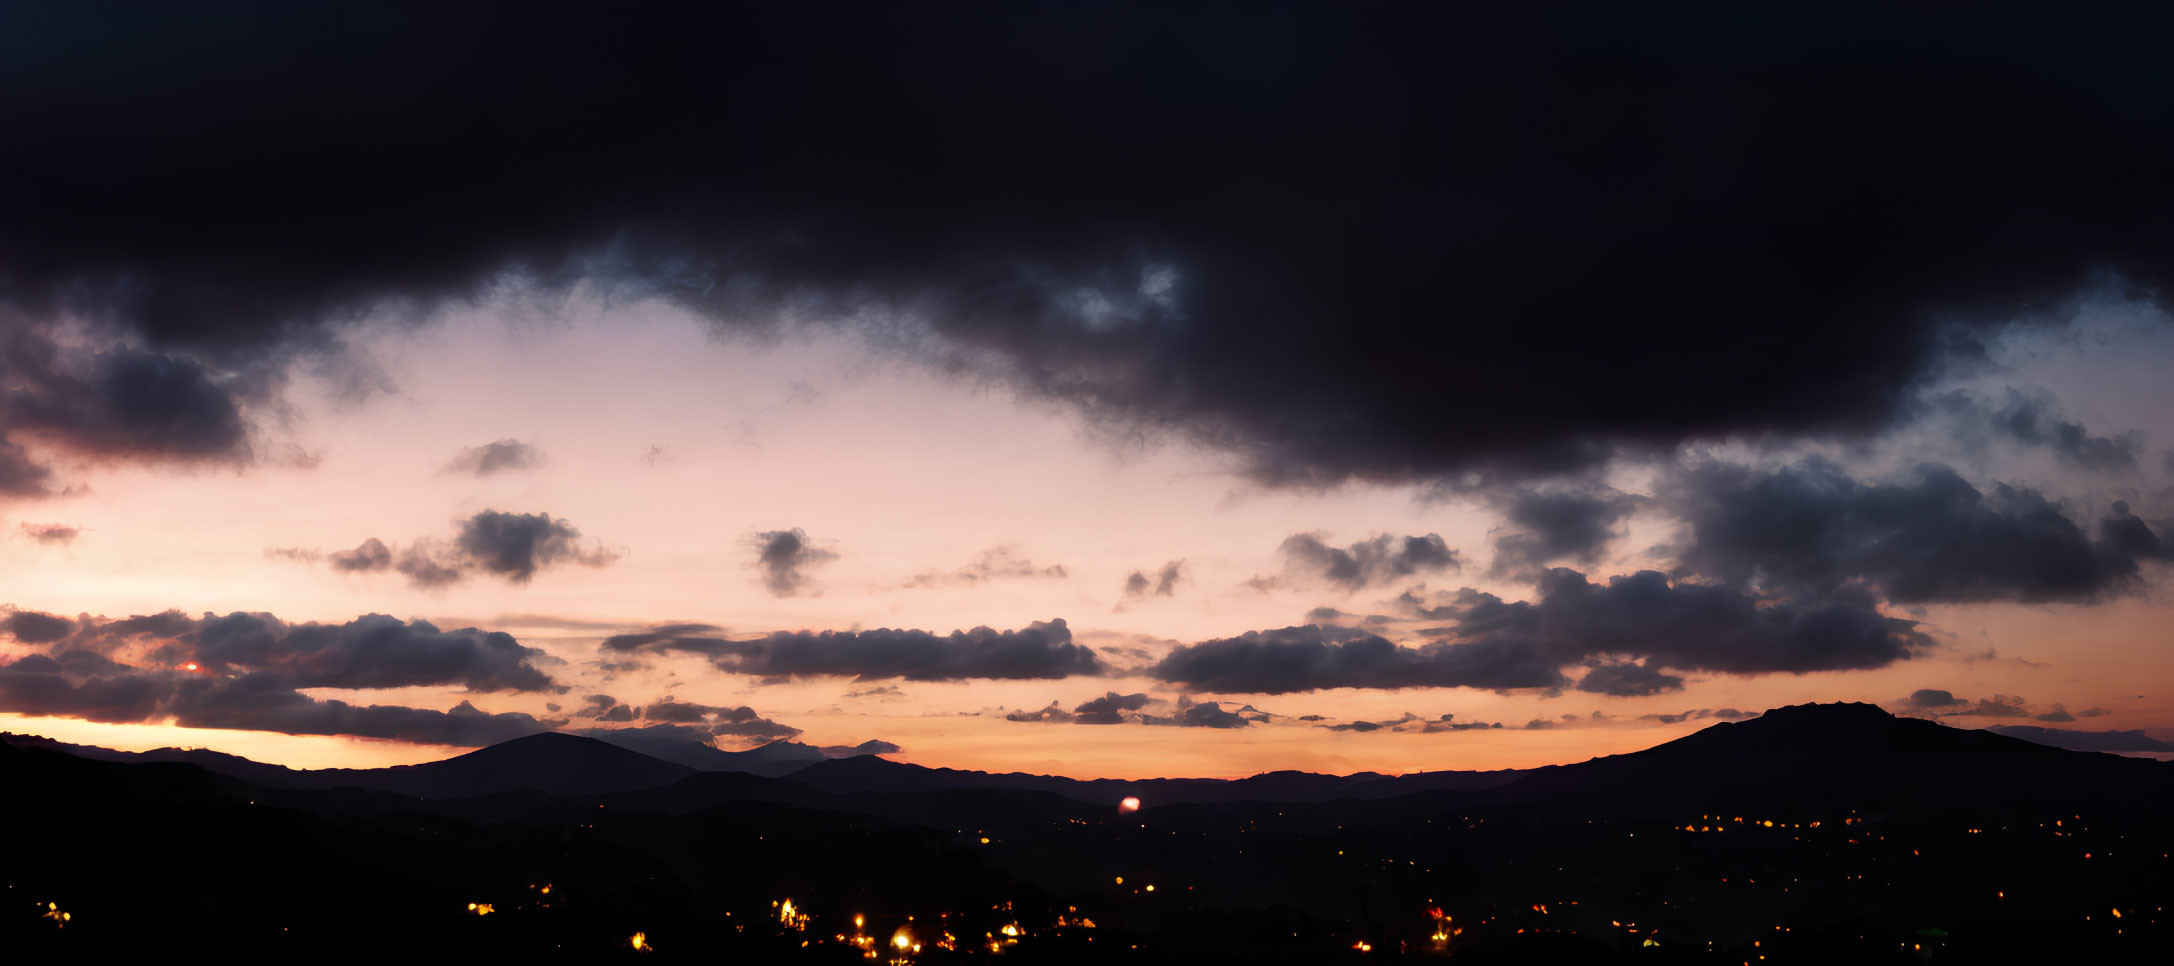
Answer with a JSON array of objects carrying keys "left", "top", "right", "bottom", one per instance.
[
  {"left": 1488, "top": 701, "right": 2173, "bottom": 819},
  {"left": 8, "top": 704, "right": 2173, "bottom": 964},
  {"left": 580, "top": 731, "right": 834, "bottom": 775}
]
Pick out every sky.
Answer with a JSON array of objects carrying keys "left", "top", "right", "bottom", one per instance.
[{"left": 2, "top": 2, "right": 2172, "bottom": 776}]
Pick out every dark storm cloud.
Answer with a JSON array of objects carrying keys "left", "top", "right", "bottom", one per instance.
[
  {"left": 328, "top": 537, "right": 393, "bottom": 572},
  {"left": 617, "top": 619, "right": 1100, "bottom": 682},
  {"left": 1441, "top": 570, "right": 1934, "bottom": 675},
  {"left": 0, "top": 664, "right": 557, "bottom": 746},
  {"left": 1575, "top": 661, "right": 1686, "bottom": 697},
  {"left": 18, "top": 522, "right": 81, "bottom": 544},
  {"left": 1279, "top": 533, "right": 1460, "bottom": 591},
  {"left": 444, "top": 438, "right": 545, "bottom": 476},
  {"left": 8, "top": 608, "right": 560, "bottom": 692},
  {"left": 1489, "top": 486, "right": 1637, "bottom": 576},
  {"left": 2, "top": 607, "right": 76, "bottom": 644},
  {"left": 902, "top": 545, "right": 1068, "bottom": 589},
  {"left": 1071, "top": 691, "right": 1152, "bottom": 725},
  {"left": 1149, "top": 625, "right": 1567, "bottom": 695},
  {"left": 0, "top": 434, "right": 55, "bottom": 498},
  {"left": 1989, "top": 725, "right": 2174, "bottom": 753},
  {"left": 751, "top": 528, "right": 837, "bottom": 597},
  {"left": 17, "top": 5, "right": 2172, "bottom": 487},
  {"left": 1122, "top": 560, "right": 1188, "bottom": 599},
  {"left": 0, "top": 330, "right": 256, "bottom": 468},
  {"left": 1665, "top": 460, "right": 2174, "bottom": 604},
  {"left": 1155, "top": 569, "right": 1929, "bottom": 694}
]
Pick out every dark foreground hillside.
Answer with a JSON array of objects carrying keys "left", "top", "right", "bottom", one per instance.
[{"left": 4, "top": 704, "right": 2169, "bottom": 964}]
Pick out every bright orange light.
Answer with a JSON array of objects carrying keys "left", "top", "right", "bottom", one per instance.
[
  {"left": 179, "top": 662, "right": 201, "bottom": 672},
  {"left": 893, "top": 928, "right": 914, "bottom": 948},
  {"left": 630, "top": 931, "right": 650, "bottom": 951},
  {"left": 1118, "top": 796, "right": 1142, "bottom": 814}
]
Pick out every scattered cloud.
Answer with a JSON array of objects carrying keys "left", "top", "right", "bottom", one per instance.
[
  {"left": 1664, "top": 460, "right": 2173, "bottom": 604},
  {"left": 276, "top": 510, "right": 619, "bottom": 588},
  {"left": 608, "top": 619, "right": 1101, "bottom": 682},
  {"left": 820, "top": 739, "right": 901, "bottom": 757},
  {"left": 1575, "top": 661, "right": 1686, "bottom": 697},
  {"left": 1121, "top": 560, "right": 1188, "bottom": 600},
  {"left": 1156, "top": 569, "right": 1930, "bottom": 694},
  {"left": 902, "top": 545, "right": 1068, "bottom": 589},
  {"left": 1903, "top": 689, "right": 1963, "bottom": 710},
  {"left": 328, "top": 537, "right": 393, "bottom": 572},
  {"left": 1488, "top": 485, "right": 1637, "bottom": 576},
  {"left": 444, "top": 438, "right": 545, "bottom": 476},
  {"left": 1071, "top": 691, "right": 1152, "bottom": 725},
  {"left": 1988, "top": 725, "right": 2174, "bottom": 753},
  {"left": 751, "top": 528, "right": 837, "bottom": 597},
  {"left": 1927, "top": 389, "right": 2141, "bottom": 472},
  {"left": 17, "top": 522, "right": 80, "bottom": 545},
  {"left": 0, "top": 661, "right": 559, "bottom": 746},
  {"left": 1, "top": 606, "right": 562, "bottom": 693},
  {"left": 1276, "top": 532, "right": 1460, "bottom": 591}
]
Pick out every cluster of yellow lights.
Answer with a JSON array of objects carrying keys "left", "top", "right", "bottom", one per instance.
[
  {"left": 1429, "top": 907, "right": 1457, "bottom": 945},
  {"left": 465, "top": 902, "right": 494, "bottom": 916},
  {"left": 629, "top": 931, "right": 650, "bottom": 952},
  {"left": 1682, "top": 815, "right": 1821, "bottom": 832},
  {"left": 888, "top": 927, "right": 921, "bottom": 964},
  {"left": 41, "top": 901, "right": 71, "bottom": 927},
  {"left": 775, "top": 898, "right": 808, "bottom": 931}
]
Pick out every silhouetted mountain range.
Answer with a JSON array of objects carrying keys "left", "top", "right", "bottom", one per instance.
[
  {"left": 7, "top": 703, "right": 2164, "bottom": 807},
  {"left": 7, "top": 703, "right": 2171, "bottom": 964},
  {"left": 1491, "top": 702, "right": 2174, "bottom": 820},
  {"left": 580, "top": 731, "right": 835, "bottom": 775}
]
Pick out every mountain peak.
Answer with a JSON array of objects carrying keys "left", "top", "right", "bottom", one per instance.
[{"left": 1754, "top": 701, "right": 1896, "bottom": 723}]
